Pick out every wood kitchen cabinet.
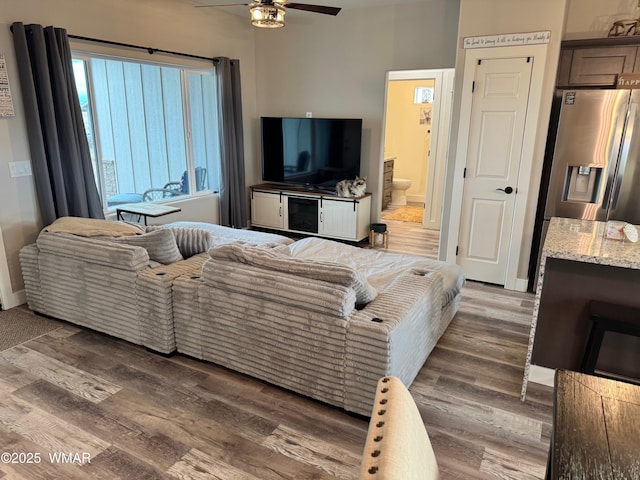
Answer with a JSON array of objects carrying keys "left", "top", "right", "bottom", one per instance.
[
  {"left": 382, "top": 158, "right": 394, "bottom": 210},
  {"left": 556, "top": 37, "right": 640, "bottom": 88}
]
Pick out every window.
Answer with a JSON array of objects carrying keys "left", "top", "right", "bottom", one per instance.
[
  {"left": 72, "top": 54, "right": 221, "bottom": 209},
  {"left": 414, "top": 86, "right": 434, "bottom": 104}
]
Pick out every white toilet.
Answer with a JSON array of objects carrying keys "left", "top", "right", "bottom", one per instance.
[{"left": 391, "top": 178, "right": 412, "bottom": 206}]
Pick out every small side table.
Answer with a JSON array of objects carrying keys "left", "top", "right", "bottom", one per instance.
[
  {"left": 369, "top": 223, "right": 389, "bottom": 248},
  {"left": 116, "top": 203, "right": 181, "bottom": 226}
]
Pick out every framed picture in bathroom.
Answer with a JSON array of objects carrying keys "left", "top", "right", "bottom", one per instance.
[{"left": 420, "top": 106, "right": 432, "bottom": 125}]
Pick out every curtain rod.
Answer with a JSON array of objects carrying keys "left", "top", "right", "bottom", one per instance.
[{"left": 67, "top": 34, "right": 218, "bottom": 63}]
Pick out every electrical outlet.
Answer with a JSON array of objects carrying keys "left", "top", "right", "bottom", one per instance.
[{"left": 306, "top": 112, "right": 312, "bottom": 118}]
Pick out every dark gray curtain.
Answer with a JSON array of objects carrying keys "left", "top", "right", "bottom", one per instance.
[
  {"left": 215, "top": 57, "right": 247, "bottom": 228},
  {"left": 11, "top": 22, "right": 104, "bottom": 225}
]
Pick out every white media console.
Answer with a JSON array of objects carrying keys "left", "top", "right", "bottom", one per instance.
[{"left": 250, "top": 184, "right": 371, "bottom": 242}]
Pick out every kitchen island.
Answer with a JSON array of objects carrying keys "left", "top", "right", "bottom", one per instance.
[{"left": 521, "top": 217, "right": 640, "bottom": 399}]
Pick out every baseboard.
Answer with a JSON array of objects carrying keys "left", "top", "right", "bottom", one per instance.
[
  {"left": 513, "top": 278, "right": 528, "bottom": 293},
  {"left": 1, "top": 288, "right": 26, "bottom": 310},
  {"left": 504, "top": 277, "right": 529, "bottom": 292},
  {"left": 407, "top": 194, "right": 424, "bottom": 204},
  {"left": 528, "top": 365, "right": 555, "bottom": 388}
]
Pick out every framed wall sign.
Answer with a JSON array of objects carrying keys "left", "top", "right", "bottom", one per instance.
[
  {"left": 0, "top": 54, "right": 15, "bottom": 117},
  {"left": 463, "top": 31, "right": 551, "bottom": 49}
]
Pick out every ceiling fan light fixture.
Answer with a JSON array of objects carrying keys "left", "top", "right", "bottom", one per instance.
[{"left": 250, "top": 5, "right": 285, "bottom": 28}]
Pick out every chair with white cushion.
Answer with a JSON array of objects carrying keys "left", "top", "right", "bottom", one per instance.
[{"left": 360, "top": 376, "right": 439, "bottom": 480}]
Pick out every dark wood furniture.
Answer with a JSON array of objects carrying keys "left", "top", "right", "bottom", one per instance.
[
  {"left": 523, "top": 219, "right": 640, "bottom": 400},
  {"left": 382, "top": 158, "right": 394, "bottom": 210},
  {"left": 532, "top": 258, "right": 640, "bottom": 381},
  {"left": 550, "top": 370, "right": 640, "bottom": 479},
  {"left": 581, "top": 301, "right": 640, "bottom": 379},
  {"left": 116, "top": 203, "right": 181, "bottom": 226},
  {"left": 557, "top": 36, "right": 640, "bottom": 87}
]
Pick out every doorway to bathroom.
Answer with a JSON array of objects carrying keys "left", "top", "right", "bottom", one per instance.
[{"left": 379, "top": 69, "right": 454, "bottom": 259}]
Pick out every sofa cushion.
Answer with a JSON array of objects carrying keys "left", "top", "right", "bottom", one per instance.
[
  {"left": 44, "top": 216, "right": 145, "bottom": 237},
  {"left": 151, "top": 221, "right": 294, "bottom": 247},
  {"left": 208, "top": 242, "right": 377, "bottom": 305},
  {"left": 114, "top": 229, "right": 183, "bottom": 264},
  {"left": 146, "top": 225, "right": 213, "bottom": 258},
  {"left": 36, "top": 231, "right": 150, "bottom": 271},
  {"left": 288, "top": 237, "right": 465, "bottom": 307}
]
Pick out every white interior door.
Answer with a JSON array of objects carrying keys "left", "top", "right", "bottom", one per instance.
[
  {"left": 457, "top": 57, "right": 533, "bottom": 284},
  {"left": 423, "top": 70, "right": 454, "bottom": 231}
]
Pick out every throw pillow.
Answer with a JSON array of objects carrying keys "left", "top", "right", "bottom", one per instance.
[
  {"left": 352, "top": 271, "right": 378, "bottom": 306},
  {"left": 146, "top": 225, "right": 213, "bottom": 258},
  {"left": 209, "top": 242, "right": 377, "bottom": 305},
  {"left": 45, "top": 216, "right": 145, "bottom": 237},
  {"left": 114, "top": 229, "right": 183, "bottom": 264}
]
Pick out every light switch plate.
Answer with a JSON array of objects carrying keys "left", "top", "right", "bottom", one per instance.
[{"left": 9, "top": 161, "right": 32, "bottom": 177}]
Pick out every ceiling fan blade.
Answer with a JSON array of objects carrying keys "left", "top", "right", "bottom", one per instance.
[
  {"left": 195, "top": 3, "right": 250, "bottom": 7},
  {"left": 284, "top": 3, "right": 341, "bottom": 15}
]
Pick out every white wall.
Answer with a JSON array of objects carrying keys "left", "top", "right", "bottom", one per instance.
[
  {"left": 441, "top": 0, "right": 568, "bottom": 283},
  {"left": 252, "top": 1, "right": 460, "bottom": 220},
  {"left": 0, "top": 0, "right": 255, "bottom": 307},
  {"left": 565, "top": 0, "right": 640, "bottom": 39},
  {"left": 384, "top": 79, "right": 435, "bottom": 203}
]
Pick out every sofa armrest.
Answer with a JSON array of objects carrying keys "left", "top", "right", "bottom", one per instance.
[
  {"left": 135, "top": 253, "right": 208, "bottom": 354},
  {"left": 36, "top": 232, "right": 149, "bottom": 271},
  {"left": 345, "top": 271, "right": 443, "bottom": 415},
  {"left": 19, "top": 244, "right": 45, "bottom": 313}
]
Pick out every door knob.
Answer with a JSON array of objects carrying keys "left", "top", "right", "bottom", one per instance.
[{"left": 496, "top": 186, "right": 514, "bottom": 194}]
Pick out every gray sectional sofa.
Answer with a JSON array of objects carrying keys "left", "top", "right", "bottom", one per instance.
[
  {"left": 20, "top": 218, "right": 464, "bottom": 415},
  {"left": 20, "top": 218, "right": 293, "bottom": 353},
  {"left": 173, "top": 238, "right": 463, "bottom": 415}
]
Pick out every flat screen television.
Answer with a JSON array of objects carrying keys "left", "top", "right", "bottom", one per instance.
[{"left": 261, "top": 117, "right": 362, "bottom": 190}]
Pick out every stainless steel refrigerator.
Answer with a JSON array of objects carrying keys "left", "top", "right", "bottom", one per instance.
[
  {"left": 530, "top": 88, "right": 640, "bottom": 289},
  {"left": 545, "top": 89, "right": 640, "bottom": 225}
]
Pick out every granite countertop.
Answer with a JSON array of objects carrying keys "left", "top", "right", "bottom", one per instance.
[
  {"left": 522, "top": 217, "right": 640, "bottom": 400},
  {"left": 543, "top": 217, "right": 640, "bottom": 270}
]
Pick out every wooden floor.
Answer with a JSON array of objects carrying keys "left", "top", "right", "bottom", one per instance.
[
  {"left": 379, "top": 203, "right": 440, "bottom": 259},
  {"left": 0, "top": 228, "right": 552, "bottom": 479}
]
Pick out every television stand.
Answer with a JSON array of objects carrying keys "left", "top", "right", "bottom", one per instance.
[
  {"left": 250, "top": 184, "right": 371, "bottom": 242},
  {"left": 314, "top": 188, "right": 338, "bottom": 195},
  {"left": 266, "top": 183, "right": 336, "bottom": 195}
]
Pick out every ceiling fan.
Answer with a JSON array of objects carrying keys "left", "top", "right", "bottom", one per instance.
[{"left": 196, "top": 1, "right": 341, "bottom": 28}]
